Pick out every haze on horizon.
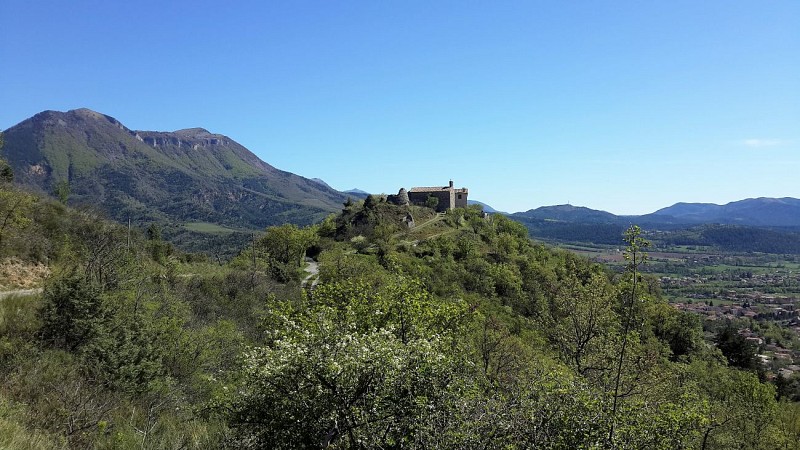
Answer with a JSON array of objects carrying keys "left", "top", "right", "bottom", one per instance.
[{"left": 1, "top": 1, "right": 798, "bottom": 216}]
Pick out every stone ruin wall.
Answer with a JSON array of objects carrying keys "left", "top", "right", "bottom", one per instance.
[
  {"left": 455, "top": 190, "right": 468, "bottom": 208},
  {"left": 407, "top": 190, "right": 452, "bottom": 212}
]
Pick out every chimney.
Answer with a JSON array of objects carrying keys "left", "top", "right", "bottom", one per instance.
[{"left": 449, "top": 180, "right": 454, "bottom": 188}]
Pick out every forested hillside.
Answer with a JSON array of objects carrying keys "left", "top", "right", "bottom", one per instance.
[{"left": 2, "top": 159, "right": 799, "bottom": 448}]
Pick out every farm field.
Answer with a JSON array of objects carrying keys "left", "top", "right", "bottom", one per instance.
[{"left": 183, "top": 221, "right": 243, "bottom": 234}]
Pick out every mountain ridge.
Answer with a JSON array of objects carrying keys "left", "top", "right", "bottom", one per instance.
[
  {"left": 511, "top": 198, "right": 800, "bottom": 228},
  {"left": 653, "top": 197, "right": 800, "bottom": 227},
  {"left": 1, "top": 108, "right": 348, "bottom": 253}
]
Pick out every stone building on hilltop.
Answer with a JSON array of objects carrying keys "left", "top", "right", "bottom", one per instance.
[{"left": 389, "top": 180, "right": 467, "bottom": 212}]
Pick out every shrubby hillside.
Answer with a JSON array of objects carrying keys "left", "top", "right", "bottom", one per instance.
[{"left": 2, "top": 169, "right": 799, "bottom": 448}]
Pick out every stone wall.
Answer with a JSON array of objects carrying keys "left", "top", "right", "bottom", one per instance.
[
  {"left": 408, "top": 190, "right": 452, "bottom": 212},
  {"left": 455, "top": 190, "right": 468, "bottom": 208}
]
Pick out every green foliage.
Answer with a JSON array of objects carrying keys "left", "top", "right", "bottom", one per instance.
[
  {"left": 649, "top": 303, "right": 703, "bottom": 360},
  {"left": 146, "top": 223, "right": 174, "bottom": 263},
  {"left": 363, "top": 193, "right": 379, "bottom": 208},
  {"left": 692, "top": 359, "right": 779, "bottom": 449},
  {"left": 425, "top": 194, "right": 439, "bottom": 209},
  {"left": 0, "top": 188, "right": 35, "bottom": 251},
  {"left": 233, "top": 223, "right": 320, "bottom": 282},
  {"left": 0, "top": 162, "right": 13, "bottom": 184},
  {"left": 263, "top": 223, "right": 318, "bottom": 265},
  {"left": 146, "top": 223, "right": 162, "bottom": 241},
  {"left": 53, "top": 180, "right": 70, "bottom": 205},
  {"left": 3, "top": 184, "right": 798, "bottom": 448},
  {"left": 716, "top": 322, "right": 760, "bottom": 371},
  {"left": 0, "top": 188, "right": 250, "bottom": 447},
  {"left": 39, "top": 275, "right": 106, "bottom": 352},
  {"left": 542, "top": 269, "right": 617, "bottom": 377},
  {"left": 227, "top": 276, "right": 469, "bottom": 448},
  {"left": 82, "top": 311, "right": 164, "bottom": 393},
  {"left": 0, "top": 132, "right": 13, "bottom": 184}
]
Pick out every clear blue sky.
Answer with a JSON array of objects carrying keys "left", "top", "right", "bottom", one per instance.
[{"left": 2, "top": 1, "right": 798, "bottom": 215}]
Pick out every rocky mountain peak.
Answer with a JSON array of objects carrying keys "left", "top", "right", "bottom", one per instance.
[{"left": 173, "top": 127, "right": 215, "bottom": 139}]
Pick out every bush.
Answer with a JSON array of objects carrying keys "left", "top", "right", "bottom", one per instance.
[{"left": 38, "top": 275, "right": 106, "bottom": 352}]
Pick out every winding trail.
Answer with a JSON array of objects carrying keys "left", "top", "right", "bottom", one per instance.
[
  {"left": 392, "top": 213, "right": 445, "bottom": 239},
  {"left": 302, "top": 260, "right": 319, "bottom": 290},
  {"left": 0, "top": 288, "right": 42, "bottom": 299}
]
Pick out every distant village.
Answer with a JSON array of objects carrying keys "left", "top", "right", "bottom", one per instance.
[{"left": 668, "top": 271, "right": 800, "bottom": 378}]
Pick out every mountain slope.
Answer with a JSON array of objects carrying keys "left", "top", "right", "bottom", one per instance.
[{"left": 2, "top": 109, "right": 347, "bottom": 238}]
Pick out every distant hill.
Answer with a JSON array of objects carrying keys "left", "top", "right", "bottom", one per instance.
[
  {"left": 513, "top": 204, "right": 621, "bottom": 224},
  {"left": 2, "top": 108, "right": 348, "bottom": 253},
  {"left": 344, "top": 188, "right": 370, "bottom": 199},
  {"left": 653, "top": 198, "right": 800, "bottom": 227},
  {"left": 467, "top": 199, "right": 503, "bottom": 214},
  {"left": 651, "top": 202, "right": 723, "bottom": 219},
  {"left": 508, "top": 205, "right": 625, "bottom": 245},
  {"left": 509, "top": 198, "right": 800, "bottom": 229},
  {"left": 507, "top": 200, "right": 800, "bottom": 253}
]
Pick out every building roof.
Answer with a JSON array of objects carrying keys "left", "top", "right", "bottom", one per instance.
[
  {"left": 409, "top": 186, "right": 449, "bottom": 193},
  {"left": 409, "top": 186, "right": 468, "bottom": 193}
]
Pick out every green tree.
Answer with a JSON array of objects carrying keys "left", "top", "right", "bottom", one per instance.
[
  {"left": 609, "top": 224, "right": 650, "bottom": 443},
  {"left": 53, "top": 180, "right": 70, "bottom": 205},
  {"left": 715, "top": 323, "right": 759, "bottom": 371},
  {"left": 545, "top": 269, "right": 617, "bottom": 377},
  {"left": 259, "top": 223, "right": 318, "bottom": 281},
  {"left": 227, "top": 276, "right": 469, "bottom": 448},
  {"left": 146, "top": 223, "right": 162, "bottom": 241},
  {"left": 692, "top": 360, "right": 778, "bottom": 449},
  {"left": 0, "top": 161, "right": 12, "bottom": 184},
  {"left": 0, "top": 132, "right": 12, "bottom": 184},
  {"left": 474, "top": 315, "right": 528, "bottom": 388},
  {"left": 0, "top": 189, "right": 35, "bottom": 250},
  {"left": 39, "top": 275, "right": 106, "bottom": 352},
  {"left": 0, "top": 132, "right": 35, "bottom": 249},
  {"left": 425, "top": 195, "right": 439, "bottom": 209},
  {"left": 363, "top": 193, "right": 378, "bottom": 209},
  {"left": 82, "top": 311, "right": 164, "bottom": 393},
  {"left": 146, "top": 223, "right": 172, "bottom": 263},
  {"left": 649, "top": 304, "right": 703, "bottom": 360}
]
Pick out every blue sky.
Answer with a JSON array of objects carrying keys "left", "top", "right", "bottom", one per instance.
[{"left": 1, "top": 1, "right": 798, "bottom": 215}]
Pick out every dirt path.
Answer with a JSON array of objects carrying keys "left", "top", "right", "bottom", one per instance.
[
  {"left": 0, "top": 288, "right": 43, "bottom": 299},
  {"left": 302, "top": 260, "right": 319, "bottom": 290},
  {"left": 413, "top": 213, "right": 445, "bottom": 230},
  {"left": 392, "top": 213, "right": 445, "bottom": 239}
]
